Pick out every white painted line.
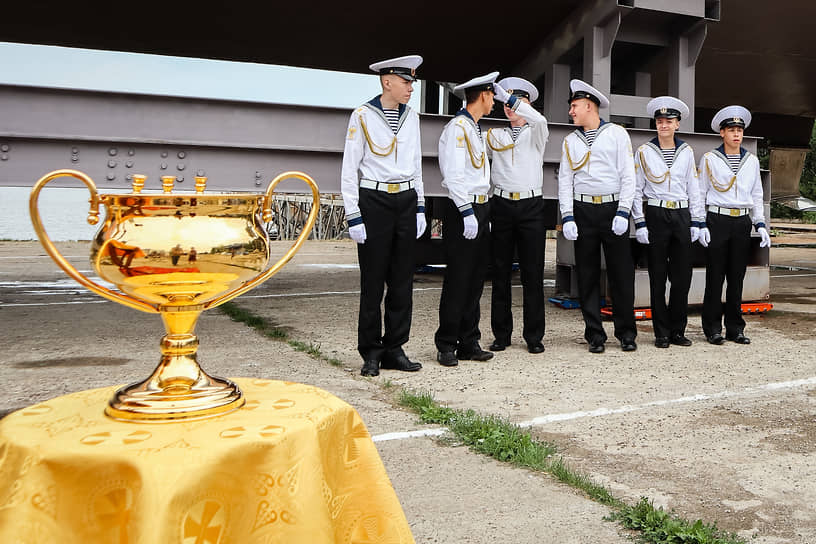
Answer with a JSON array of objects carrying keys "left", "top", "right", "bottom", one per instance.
[
  {"left": 372, "top": 428, "right": 447, "bottom": 442},
  {"left": 1, "top": 300, "right": 108, "bottom": 307},
  {"left": 370, "top": 376, "right": 816, "bottom": 442},
  {"left": 770, "top": 273, "right": 816, "bottom": 278}
]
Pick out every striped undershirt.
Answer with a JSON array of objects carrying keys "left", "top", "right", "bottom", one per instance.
[
  {"left": 584, "top": 128, "right": 598, "bottom": 146},
  {"left": 726, "top": 153, "right": 741, "bottom": 173},
  {"left": 661, "top": 147, "right": 675, "bottom": 168},
  {"left": 383, "top": 109, "right": 400, "bottom": 134},
  {"left": 511, "top": 126, "right": 523, "bottom": 142}
]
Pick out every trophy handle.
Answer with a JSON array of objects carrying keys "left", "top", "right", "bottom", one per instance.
[
  {"left": 205, "top": 170, "right": 320, "bottom": 310},
  {"left": 29, "top": 169, "right": 159, "bottom": 314}
]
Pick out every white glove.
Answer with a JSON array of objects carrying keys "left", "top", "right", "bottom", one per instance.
[
  {"left": 562, "top": 221, "right": 578, "bottom": 241},
  {"left": 758, "top": 226, "right": 771, "bottom": 248},
  {"left": 635, "top": 227, "right": 649, "bottom": 244},
  {"left": 462, "top": 215, "right": 478, "bottom": 240},
  {"left": 612, "top": 216, "right": 629, "bottom": 236},
  {"left": 349, "top": 223, "right": 367, "bottom": 244},
  {"left": 698, "top": 227, "right": 711, "bottom": 247},
  {"left": 492, "top": 83, "right": 511, "bottom": 104},
  {"left": 690, "top": 226, "right": 700, "bottom": 243},
  {"left": 416, "top": 213, "right": 427, "bottom": 239}
]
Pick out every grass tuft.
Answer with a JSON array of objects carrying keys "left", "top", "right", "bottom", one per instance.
[
  {"left": 399, "top": 389, "right": 748, "bottom": 544},
  {"left": 607, "top": 497, "right": 747, "bottom": 544}
]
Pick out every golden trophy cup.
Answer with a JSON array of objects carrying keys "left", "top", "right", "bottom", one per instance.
[{"left": 29, "top": 169, "right": 319, "bottom": 422}]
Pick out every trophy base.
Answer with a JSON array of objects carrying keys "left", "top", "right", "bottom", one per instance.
[{"left": 105, "top": 375, "right": 245, "bottom": 422}]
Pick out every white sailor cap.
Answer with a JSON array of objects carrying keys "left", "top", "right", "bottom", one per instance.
[
  {"left": 647, "top": 96, "right": 689, "bottom": 120},
  {"left": 711, "top": 105, "right": 752, "bottom": 132},
  {"left": 568, "top": 79, "right": 609, "bottom": 109},
  {"left": 497, "top": 76, "right": 539, "bottom": 102},
  {"left": 369, "top": 55, "right": 423, "bottom": 82},
  {"left": 453, "top": 71, "right": 500, "bottom": 97}
]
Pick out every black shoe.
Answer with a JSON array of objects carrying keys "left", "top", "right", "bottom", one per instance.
[
  {"left": 727, "top": 333, "right": 751, "bottom": 344},
  {"left": 489, "top": 340, "right": 508, "bottom": 352},
  {"left": 670, "top": 334, "right": 692, "bottom": 347},
  {"left": 457, "top": 347, "right": 494, "bottom": 361},
  {"left": 706, "top": 333, "right": 725, "bottom": 345},
  {"left": 527, "top": 342, "right": 545, "bottom": 354},
  {"left": 654, "top": 337, "right": 670, "bottom": 348},
  {"left": 621, "top": 340, "right": 638, "bottom": 352},
  {"left": 380, "top": 353, "right": 422, "bottom": 372},
  {"left": 437, "top": 351, "right": 458, "bottom": 367},
  {"left": 360, "top": 360, "right": 379, "bottom": 377},
  {"left": 588, "top": 342, "right": 605, "bottom": 354}
]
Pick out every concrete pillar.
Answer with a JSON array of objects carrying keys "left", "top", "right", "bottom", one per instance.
[
  {"left": 668, "top": 22, "right": 706, "bottom": 131},
  {"left": 544, "top": 63, "right": 571, "bottom": 123},
  {"left": 634, "top": 71, "right": 652, "bottom": 128},
  {"left": 583, "top": 25, "right": 612, "bottom": 104}
]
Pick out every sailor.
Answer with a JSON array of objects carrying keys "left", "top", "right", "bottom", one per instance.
[
  {"left": 487, "top": 77, "right": 550, "bottom": 354},
  {"left": 557, "top": 79, "right": 638, "bottom": 353},
  {"left": 632, "top": 96, "right": 704, "bottom": 348},
  {"left": 340, "top": 54, "right": 426, "bottom": 377},
  {"left": 697, "top": 105, "right": 771, "bottom": 345},
  {"left": 435, "top": 72, "right": 498, "bottom": 367}
]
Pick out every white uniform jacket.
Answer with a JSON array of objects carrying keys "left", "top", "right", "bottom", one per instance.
[
  {"left": 438, "top": 109, "right": 491, "bottom": 217},
  {"left": 697, "top": 145, "right": 766, "bottom": 227},
  {"left": 340, "top": 96, "right": 425, "bottom": 225},
  {"left": 486, "top": 101, "right": 549, "bottom": 193},
  {"left": 632, "top": 137, "right": 705, "bottom": 226},
  {"left": 557, "top": 120, "right": 636, "bottom": 222}
]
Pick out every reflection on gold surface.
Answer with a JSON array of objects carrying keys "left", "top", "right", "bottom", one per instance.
[{"left": 30, "top": 169, "right": 320, "bottom": 422}]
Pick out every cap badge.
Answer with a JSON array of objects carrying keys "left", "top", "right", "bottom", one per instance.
[
  {"left": 660, "top": 107, "right": 668, "bottom": 114},
  {"left": 733, "top": 117, "right": 741, "bottom": 123}
]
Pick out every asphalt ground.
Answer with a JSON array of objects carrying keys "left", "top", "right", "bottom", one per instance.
[{"left": 1, "top": 231, "right": 815, "bottom": 543}]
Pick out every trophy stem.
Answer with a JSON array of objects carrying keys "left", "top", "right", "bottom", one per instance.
[{"left": 105, "top": 309, "right": 244, "bottom": 422}]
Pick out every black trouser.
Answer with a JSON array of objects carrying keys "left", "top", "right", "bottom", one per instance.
[
  {"left": 702, "top": 212, "right": 751, "bottom": 338},
  {"left": 490, "top": 196, "right": 547, "bottom": 346},
  {"left": 645, "top": 206, "right": 692, "bottom": 339},
  {"left": 435, "top": 198, "right": 491, "bottom": 353},
  {"left": 356, "top": 188, "right": 417, "bottom": 362},
  {"left": 573, "top": 200, "right": 636, "bottom": 344}
]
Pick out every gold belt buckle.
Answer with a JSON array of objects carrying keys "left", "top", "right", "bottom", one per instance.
[
  {"left": 592, "top": 195, "right": 603, "bottom": 204},
  {"left": 510, "top": 192, "right": 520, "bottom": 200},
  {"left": 387, "top": 183, "right": 400, "bottom": 194},
  {"left": 729, "top": 208, "right": 740, "bottom": 217},
  {"left": 666, "top": 201, "right": 677, "bottom": 209},
  {"left": 476, "top": 195, "right": 486, "bottom": 204}
]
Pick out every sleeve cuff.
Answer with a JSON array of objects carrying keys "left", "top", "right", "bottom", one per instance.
[
  {"left": 615, "top": 209, "right": 630, "bottom": 219},
  {"left": 755, "top": 222, "right": 766, "bottom": 230},
  {"left": 458, "top": 202, "right": 474, "bottom": 217},
  {"left": 561, "top": 215, "right": 575, "bottom": 224},
  {"left": 691, "top": 220, "right": 706, "bottom": 228},
  {"left": 347, "top": 215, "right": 364, "bottom": 227},
  {"left": 634, "top": 221, "right": 647, "bottom": 229},
  {"left": 507, "top": 95, "right": 520, "bottom": 111}
]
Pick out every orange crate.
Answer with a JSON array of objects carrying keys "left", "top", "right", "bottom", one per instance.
[{"left": 601, "top": 307, "right": 652, "bottom": 320}]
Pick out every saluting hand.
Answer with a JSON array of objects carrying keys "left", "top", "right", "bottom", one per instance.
[{"left": 492, "top": 83, "right": 511, "bottom": 104}]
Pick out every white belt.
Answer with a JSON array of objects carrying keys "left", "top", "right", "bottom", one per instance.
[
  {"left": 495, "top": 188, "right": 542, "bottom": 201},
  {"left": 647, "top": 198, "right": 688, "bottom": 209},
  {"left": 707, "top": 205, "right": 750, "bottom": 217},
  {"left": 360, "top": 179, "right": 415, "bottom": 194},
  {"left": 470, "top": 194, "right": 489, "bottom": 204},
  {"left": 575, "top": 193, "right": 619, "bottom": 204}
]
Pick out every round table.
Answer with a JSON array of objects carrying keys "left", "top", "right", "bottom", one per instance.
[{"left": 0, "top": 378, "right": 414, "bottom": 543}]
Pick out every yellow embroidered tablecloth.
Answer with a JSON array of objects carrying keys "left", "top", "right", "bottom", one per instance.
[{"left": 0, "top": 378, "right": 415, "bottom": 544}]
